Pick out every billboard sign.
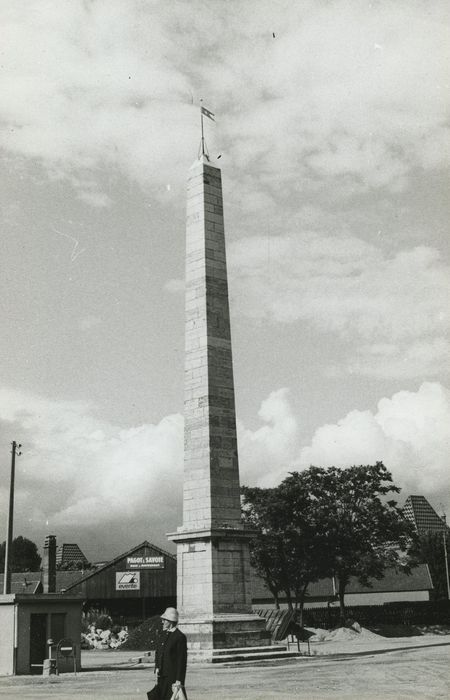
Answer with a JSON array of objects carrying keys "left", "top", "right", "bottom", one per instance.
[
  {"left": 126, "top": 555, "right": 165, "bottom": 570},
  {"left": 116, "top": 571, "right": 140, "bottom": 591}
]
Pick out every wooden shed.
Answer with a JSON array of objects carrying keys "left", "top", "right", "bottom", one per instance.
[{"left": 62, "top": 541, "right": 176, "bottom": 624}]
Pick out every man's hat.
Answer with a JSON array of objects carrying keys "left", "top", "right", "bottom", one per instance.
[{"left": 161, "top": 607, "right": 179, "bottom": 623}]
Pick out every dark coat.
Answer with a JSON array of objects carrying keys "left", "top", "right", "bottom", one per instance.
[{"left": 155, "top": 627, "right": 187, "bottom": 686}]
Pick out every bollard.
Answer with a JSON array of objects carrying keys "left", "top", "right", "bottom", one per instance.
[
  {"left": 42, "top": 638, "right": 56, "bottom": 676},
  {"left": 42, "top": 658, "right": 57, "bottom": 676}
]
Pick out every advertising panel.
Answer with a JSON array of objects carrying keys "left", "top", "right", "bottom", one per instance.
[
  {"left": 126, "top": 555, "right": 165, "bottom": 570},
  {"left": 115, "top": 571, "right": 140, "bottom": 591}
]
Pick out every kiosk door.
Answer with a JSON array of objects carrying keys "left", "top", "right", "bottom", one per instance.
[{"left": 30, "top": 613, "right": 47, "bottom": 673}]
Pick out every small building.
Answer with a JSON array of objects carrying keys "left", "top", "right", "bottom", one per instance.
[
  {"left": 62, "top": 541, "right": 176, "bottom": 624},
  {"left": 0, "top": 536, "right": 84, "bottom": 675},
  {"left": 0, "top": 593, "right": 82, "bottom": 675},
  {"left": 56, "top": 543, "right": 88, "bottom": 568},
  {"left": 251, "top": 564, "right": 434, "bottom": 609}
]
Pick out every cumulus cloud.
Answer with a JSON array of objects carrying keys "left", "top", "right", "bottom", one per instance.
[
  {"left": 1, "top": 382, "right": 449, "bottom": 553},
  {"left": 299, "top": 382, "right": 450, "bottom": 515},
  {"left": 0, "top": 1, "right": 197, "bottom": 197},
  {"left": 237, "top": 382, "right": 450, "bottom": 521},
  {"left": 228, "top": 233, "right": 450, "bottom": 378},
  {"left": 238, "top": 388, "right": 300, "bottom": 487},
  {"left": 0, "top": 386, "right": 298, "bottom": 544},
  {"left": 345, "top": 339, "right": 450, "bottom": 380},
  {"left": 0, "top": 1, "right": 448, "bottom": 198},
  {"left": 0, "top": 387, "right": 184, "bottom": 549}
]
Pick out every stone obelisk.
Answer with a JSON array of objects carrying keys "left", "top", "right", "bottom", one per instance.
[{"left": 169, "top": 147, "right": 271, "bottom": 656}]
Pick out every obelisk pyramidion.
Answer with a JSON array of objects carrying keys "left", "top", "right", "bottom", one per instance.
[{"left": 169, "top": 150, "right": 271, "bottom": 656}]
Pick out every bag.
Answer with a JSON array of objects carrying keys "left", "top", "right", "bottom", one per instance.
[
  {"left": 170, "top": 686, "right": 187, "bottom": 700},
  {"left": 147, "top": 685, "right": 161, "bottom": 700}
]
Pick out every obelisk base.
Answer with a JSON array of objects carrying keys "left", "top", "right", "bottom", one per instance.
[
  {"left": 168, "top": 527, "right": 272, "bottom": 659},
  {"left": 179, "top": 614, "right": 271, "bottom": 656}
]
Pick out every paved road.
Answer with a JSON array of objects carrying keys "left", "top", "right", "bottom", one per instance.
[{"left": 0, "top": 644, "right": 449, "bottom": 699}]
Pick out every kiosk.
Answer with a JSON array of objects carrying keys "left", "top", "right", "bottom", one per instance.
[{"left": 0, "top": 593, "right": 83, "bottom": 675}]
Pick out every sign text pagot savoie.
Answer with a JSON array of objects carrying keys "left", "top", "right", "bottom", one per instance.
[{"left": 126, "top": 555, "right": 165, "bottom": 570}]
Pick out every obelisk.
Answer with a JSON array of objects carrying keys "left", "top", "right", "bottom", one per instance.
[{"left": 168, "top": 146, "right": 271, "bottom": 656}]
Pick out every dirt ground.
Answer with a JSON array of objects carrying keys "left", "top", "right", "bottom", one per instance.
[{"left": 0, "top": 636, "right": 449, "bottom": 700}]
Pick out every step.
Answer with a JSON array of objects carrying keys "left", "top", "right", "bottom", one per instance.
[
  {"left": 211, "top": 650, "right": 302, "bottom": 664},
  {"left": 187, "top": 645, "right": 304, "bottom": 664},
  {"left": 196, "top": 644, "right": 287, "bottom": 657}
]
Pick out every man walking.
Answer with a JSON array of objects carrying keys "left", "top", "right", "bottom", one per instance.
[{"left": 153, "top": 607, "right": 187, "bottom": 700}]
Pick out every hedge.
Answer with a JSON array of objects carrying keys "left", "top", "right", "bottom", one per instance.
[{"left": 302, "top": 600, "right": 450, "bottom": 629}]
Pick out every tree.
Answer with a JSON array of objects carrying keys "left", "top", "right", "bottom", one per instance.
[
  {"left": 409, "top": 530, "right": 450, "bottom": 600},
  {"left": 242, "top": 476, "right": 329, "bottom": 624},
  {"left": 57, "top": 560, "right": 92, "bottom": 571},
  {"left": 242, "top": 486, "right": 292, "bottom": 610},
  {"left": 0, "top": 536, "right": 42, "bottom": 572},
  {"left": 243, "top": 462, "right": 414, "bottom": 627},
  {"left": 300, "top": 462, "right": 414, "bottom": 624}
]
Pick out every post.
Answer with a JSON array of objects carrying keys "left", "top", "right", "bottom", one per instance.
[
  {"left": 199, "top": 99, "right": 206, "bottom": 158},
  {"left": 3, "top": 442, "right": 21, "bottom": 594},
  {"left": 442, "top": 514, "right": 450, "bottom": 600}
]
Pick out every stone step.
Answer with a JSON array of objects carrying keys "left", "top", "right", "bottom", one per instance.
[
  {"left": 210, "top": 650, "right": 302, "bottom": 664},
  {"left": 187, "top": 645, "right": 304, "bottom": 664},
  {"left": 202, "top": 644, "right": 287, "bottom": 657}
]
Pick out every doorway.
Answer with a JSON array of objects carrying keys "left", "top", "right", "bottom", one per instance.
[{"left": 30, "top": 613, "right": 47, "bottom": 674}]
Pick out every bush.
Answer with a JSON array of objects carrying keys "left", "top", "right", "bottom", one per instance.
[
  {"left": 120, "top": 615, "right": 162, "bottom": 651},
  {"left": 82, "top": 608, "right": 113, "bottom": 633},
  {"left": 96, "top": 614, "right": 113, "bottom": 631},
  {"left": 302, "top": 600, "right": 450, "bottom": 629}
]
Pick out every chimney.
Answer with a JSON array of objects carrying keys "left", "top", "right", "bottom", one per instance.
[{"left": 42, "top": 535, "right": 56, "bottom": 593}]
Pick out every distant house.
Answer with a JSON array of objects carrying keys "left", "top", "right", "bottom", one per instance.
[
  {"left": 0, "top": 572, "right": 42, "bottom": 595},
  {"left": 403, "top": 495, "right": 447, "bottom": 534},
  {"left": 250, "top": 564, "right": 434, "bottom": 610},
  {"left": 56, "top": 543, "right": 88, "bottom": 568}
]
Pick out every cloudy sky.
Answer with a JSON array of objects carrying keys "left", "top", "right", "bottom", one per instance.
[{"left": 1, "top": 1, "right": 449, "bottom": 562}]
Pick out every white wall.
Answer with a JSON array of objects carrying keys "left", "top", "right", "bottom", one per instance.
[
  {"left": 0, "top": 601, "right": 16, "bottom": 675},
  {"left": 329, "top": 590, "right": 430, "bottom": 607},
  {"left": 253, "top": 589, "right": 430, "bottom": 611}
]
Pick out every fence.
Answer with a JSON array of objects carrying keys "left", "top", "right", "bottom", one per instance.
[{"left": 301, "top": 600, "right": 450, "bottom": 629}]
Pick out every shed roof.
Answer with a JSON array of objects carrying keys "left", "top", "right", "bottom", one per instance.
[
  {"left": 62, "top": 540, "right": 176, "bottom": 592},
  {"left": 251, "top": 563, "right": 433, "bottom": 601},
  {"left": 0, "top": 572, "right": 42, "bottom": 595},
  {"left": 345, "top": 564, "right": 433, "bottom": 593}
]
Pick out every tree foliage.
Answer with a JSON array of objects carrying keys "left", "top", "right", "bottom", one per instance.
[
  {"left": 301, "top": 462, "right": 414, "bottom": 623},
  {"left": 0, "top": 536, "right": 42, "bottom": 572},
  {"left": 242, "top": 462, "right": 414, "bottom": 625},
  {"left": 57, "top": 560, "right": 92, "bottom": 571},
  {"left": 409, "top": 530, "right": 450, "bottom": 600},
  {"left": 242, "top": 486, "right": 298, "bottom": 610},
  {"left": 242, "top": 473, "right": 330, "bottom": 623}
]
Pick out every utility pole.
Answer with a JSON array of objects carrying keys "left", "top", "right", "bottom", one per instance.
[
  {"left": 442, "top": 513, "right": 450, "bottom": 600},
  {"left": 3, "top": 441, "right": 22, "bottom": 594}
]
